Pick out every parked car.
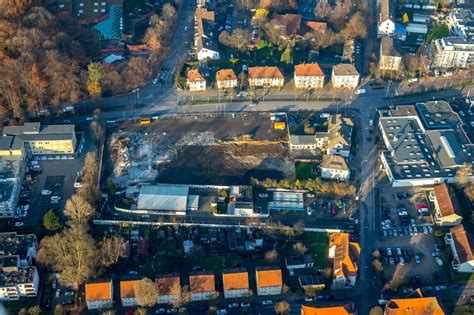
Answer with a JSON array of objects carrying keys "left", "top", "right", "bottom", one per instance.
[
  {"left": 228, "top": 303, "right": 239, "bottom": 308},
  {"left": 436, "top": 257, "right": 444, "bottom": 266},
  {"left": 41, "top": 190, "right": 52, "bottom": 195},
  {"left": 240, "top": 302, "right": 250, "bottom": 308},
  {"left": 415, "top": 255, "right": 421, "bottom": 264},
  {"left": 262, "top": 300, "right": 273, "bottom": 305}
]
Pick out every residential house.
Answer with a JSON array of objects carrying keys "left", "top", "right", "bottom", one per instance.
[
  {"left": 285, "top": 255, "right": 314, "bottom": 270},
  {"left": 156, "top": 274, "right": 180, "bottom": 305},
  {"left": 301, "top": 21, "right": 328, "bottom": 34},
  {"left": 85, "top": 280, "right": 113, "bottom": 310},
  {"left": 0, "top": 233, "right": 39, "bottom": 301},
  {"left": 272, "top": 14, "right": 302, "bottom": 39},
  {"left": 301, "top": 303, "right": 356, "bottom": 315},
  {"left": 445, "top": 225, "right": 474, "bottom": 273},
  {"left": 328, "top": 233, "right": 360, "bottom": 289},
  {"left": 216, "top": 69, "right": 238, "bottom": 90},
  {"left": 187, "top": 70, "right": 206, "bottom": 92},
  {"left": 433, "top": 184, "right": 463, "bottom": 226},
  {"left": 289, "top": 135, "right": 318, "bottom": 150},
  {"left": 255, "top": 267, "right": 283, "bottom": 296},
  {"left": 384, "top": 292, "right": 444, "bottom": 315},
  {"left": 326, "top": 115, "right": 354, "bottom": 157},
  {"left": 380, "top": 37, "right": 402, "bottom": 72},
  {"left": 321, "top": 154, "right": 350, "bottom": 181},
  {"left": 197, "top": 37, "right": 220, "bottom": 61},
  {"left": 430, "top": 36, "right": 474, "bottom": 70},
  {"left": 298, "top": 275, "right": 325, "bottom": 292},
  {"left": 120, "top": 279, "right": 140, "bottom": 307},
  {"left": 294, "top": 63, "right": 325, "bottom": 89},
  {"left": 222, "top": 269, "right": 250, "bottom": 299},
  {"left": 189, "top": 273, "right": 216, "bottom": 301},
  {"left": 195, "top": 8, "right": 219, "bottom": 61},
  {"left": 378, "top": 0, "right": 395, "bottom": 36},
  {"left": 248, "top": 67, "right": 285, "bottom": 88},
  {"left": 331, "top": 64, "right": 360, "bottom": 89}
]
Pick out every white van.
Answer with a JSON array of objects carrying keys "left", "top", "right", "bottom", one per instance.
[{"left": 355, "top": 89, "right": 366, "bottom": 95}]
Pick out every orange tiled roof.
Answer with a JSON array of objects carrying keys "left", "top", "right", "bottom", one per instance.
[
  {"left": 295, "top": 63, "right": 324, "bottom": 77},
  {"left": 120, "top": 280, "right": 139, "bottom": 299},
  {"left": 256, "top": 267, "right": 282, "bottom": 288},
  {"left": 248, "top": 67, "right": 284, "bottom": 79},
  {"left": 216, "top": 69, "right": 237, "bottom": 81},
  {"left": 85, "top": 281, "right": 112, "bottom": 302},
  {"left": 304, "top": 21, "right": 328, "bottom": 32},
  {"left": 434, "top": 184, "right": 460, "bottom": 217},
  {"left": 223, "top": 270, "right": 249, "bottom": 291},
  {"left": 189, "top": 274, "right": 215, "bottom": 293},
  {"left": 450, "top": 225, "right": 474, "bottom": 264},
  {"left": 329, "top": 233, "right": 360, "bottom": 278},
  {"left": 301, "top": 305, "right": 353, "bottom": 315},
  {"left": 386, "top": 297, "right": 444, "bottom": 315},
  {"left": 156, "top": 275, "right": 180, "bottom": 296},
  {"left": 187, "top": 70, "right": 205, "bottom": 82}
]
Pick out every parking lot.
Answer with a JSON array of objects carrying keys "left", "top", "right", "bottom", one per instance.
[
  {"left": 23, "top": 159, "right": 84, "bottom": 227},
  {"left": 380, "top": 187, "right": 434, "bottom": 238}
]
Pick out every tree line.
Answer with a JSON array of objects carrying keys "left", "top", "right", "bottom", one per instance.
[{"left": 0, "top": 2, "right": 177, "bottom": 120}]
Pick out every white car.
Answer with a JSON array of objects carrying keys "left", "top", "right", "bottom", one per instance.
[
  {"left": 262, "top": 300, "right": 273, "bottom": 305},
  {"left": 85, "top": 116, "right": 93, "bottom": 121},
  {"left": 14, "top": 221, "right": 24, "bottom": 227},
  {"left": 436, "top": 257, "right": 444, "bottom": 266},
  {"left": 240, "top": 302, "right": 250, "bottom": 308},
  {"left": 228, "top": 303, "right": 239, "bottom": 308},
  {"left": 41, "top": 190, "right": 52, "bottom": 196}
]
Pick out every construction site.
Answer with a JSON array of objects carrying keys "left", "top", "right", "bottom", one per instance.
[{"left": 104, "top": 113, "right": 294, "bottom": 187}]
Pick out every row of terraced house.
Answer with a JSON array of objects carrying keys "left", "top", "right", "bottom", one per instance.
[
  {"left": 85, "top": 267, "right": 283, "bottom": 310},
  {"left": 186, "top": 63, "right": 360, "bottom": 92}
]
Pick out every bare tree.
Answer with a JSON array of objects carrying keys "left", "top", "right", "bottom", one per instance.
[
  {"left": 64, "top": 194, "right": 95, "bottom": 226},
  {"left": 264, "top": 249, "right": 279, "bottom": 262},
  {"left": 369, "top": 306, "right": 383, "bottom": 315},
  {"left": 54, "top": 305, "right": 64, "bottom": 315},
  {"left": 315, "top": 0, "right": 331, "bottom": 19},
  {"left": 456, "top": 163, "right": 471, "bottom": 187},
  {"left": 38, "top": 224, "right": 97, "bottom": 289},
  {"left": 134, "top": 308, "right": 148, "bottom": 315},
  {"left": 97, "top": 236, "right": 127, "bottom": 267},
  {"left": 372, "top": 259, "right": 384, "bottom": 272},
  {"left": 292, "top": 242, "right": 308, "bottom": 255},
  {"left": 27, "top": 306, "right": 41, "bottom": 315},
  {"left": 274, "top": 300, "right": 290, "bottom": 314},
  {"left": 134, "top": 278, "right": 158, "bottom": 307},
  {"left": 170, "top": 284, "right": 191, "bottom": 308},
  {"left": 90, "top": 120, "right": 104, "bottom": 144}
]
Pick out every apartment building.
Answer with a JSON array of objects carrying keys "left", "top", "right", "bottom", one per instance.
[
  {"left": 289, "top": 135, "right": 318, "bottom": 150},
  {"left": 195, "top": 8, "right": 220, "bottom": 61},
  {"left": 447, "top": 9, "right": 474, "bottom": 40},
  {"left": 216, "top": 69, "right": 238, "bottom": 90},
  {"left": 2, "top": 122, "right": 77, "bottom": 157},
  {"left": 120, "top": 279, "right": 140, "bottom": 307},
  {"left": 156, "top": 274, "right": 181, "bottom": 305},
  {"left": 255, "top": 267, "right": 282, "bottom": 296},
  {"left": 187, "top": 70, "right": 207, "bottom": 91},
  {"left": 0, "top": 233, "right": 39, "bottom": 301},
  {"left": 328, "top": 233, "right": 360, "bottom": 289},
  {"left": 222, "top": 269, "right": 250, "bottom": 299},
  {"left": 445, "top": 225, "right": 474, "bottom": 273},
  {"left": 321, "top": 154, "right": 350, "bottom": 181},
  {"left": 326, "top": 115, "right": 354, "bottom": 157},
  {"left": 378, "top": 0, "right": 395, "bottom": 36},
  {"left": 430, "top": 36, "right": 474, "bottom": 70},
  {"left": 384, "top": 292, "right": 444, "bottom": 315},
  {"left": 380, "top": 37, "right": 402, "bottom": 72},
  {"left": 301, "top": 303, "right": 356, "bottom": 315},
  {"left": 331, "top": 64, "right": 360, "bottom": 89},
  {"left": 294, "top": 63, "right": 325, "bottom": 89},
  {"left": 433, "top": 184, "right": 463, "bottom": 226},
  {"left": 248, "top": 67, "right": 285, "bottom": 88},
  {"left": 85, "top": 280, "right": 114, "bottom": 310},
  {"left": 189, "top": 273, "right": 216, "bottom": 301}
]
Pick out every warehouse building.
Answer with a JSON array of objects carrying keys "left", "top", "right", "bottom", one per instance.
[{"left": 136, "top": 184, "right": 199, "bottom": 215}]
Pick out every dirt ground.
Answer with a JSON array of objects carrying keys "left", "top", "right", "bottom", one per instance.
[{"left": 105, "top": 114, "right": 293, "bottom": 187}]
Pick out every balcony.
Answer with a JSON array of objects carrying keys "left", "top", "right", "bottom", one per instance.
[{"left": 444, "top": 232, "right": 453, "bottom": 245}]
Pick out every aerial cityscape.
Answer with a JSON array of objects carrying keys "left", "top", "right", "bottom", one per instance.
[{"left": 0, "top": 0, "right": 473, "bottom": 314}]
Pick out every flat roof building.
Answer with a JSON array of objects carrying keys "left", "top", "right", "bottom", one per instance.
[
  {"left": 378, "top": 102, "right": 474, "bottom": 187},
  {"left": 268, "top": 189, "right": 304, "bottom": 211},
  {"left": 136, "top": 184, "right": 199, "bottom": 215}
]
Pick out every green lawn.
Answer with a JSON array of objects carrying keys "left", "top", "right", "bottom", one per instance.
[
  {"left": 303, "top": 232, "right": 330, "bottom": 268},
  {"left": 201, "top": 255, "right": 242, "bottom": 273},
  {"left": 295, "top": 162, "right": 316, "bottom": 181},
  {"left": 453, "top": 271, "right": 474, "bottom": 282},
  {"left": 426, "top": 24, "right": 450, "bottom": 43}
]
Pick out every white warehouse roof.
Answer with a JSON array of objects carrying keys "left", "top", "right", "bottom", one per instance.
[{"left": 137, "top": 184, "right": 190, "bottom": 212}]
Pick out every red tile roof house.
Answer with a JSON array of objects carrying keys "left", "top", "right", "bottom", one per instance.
[
  {"left": 255, "top": 267, "right": 283, "bottom": 296},
  {"left": 155, "top": 274, "right": 181, "bottom": 305},
  {"left": 186, "top": 70, "right": 206, "bottom": 92},
  {"left": 222, "top": 269, "right": 250, "bottom": 299},
  {"left": 85, "top": 280, "right": 113, "bottom": 310},
  {"left": 433, "top": 184, "right": 463, "bottom": 226},
  {"left": 328, "top": 233, "right": 360, "bottom": 289},
  {"left": 248, "top": 67, "right": 284, "bottom": 89},
  {"left": 294, "top": 63, "right": 325, "bottom": 89},
  {"left": 445, "top": 224, "right": 474, "bottom": 272},
  {"left": 189, "top": 272, "right": 217, "bottom": 301}
]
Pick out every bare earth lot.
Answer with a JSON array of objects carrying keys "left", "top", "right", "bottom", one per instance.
[{"left": 105, "top": 114, "right": 293, "bottom": 187}]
